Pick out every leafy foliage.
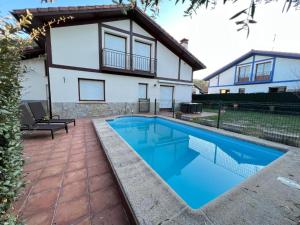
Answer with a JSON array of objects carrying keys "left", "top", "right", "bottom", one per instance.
[
  {"left": 0, "top": 12, "right": 32, "bottom": 225},
  {"left": 111, "top": 0, "right": 300, "bottom": 35},
  {"left": 0, "top": 10, "right": 73, "bottom": 224}
]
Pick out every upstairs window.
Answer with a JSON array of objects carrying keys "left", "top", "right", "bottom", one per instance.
[
  {"left": 79, "top": 79, "right": 105, "bottom": 101},
  {"left": 134, "top": 41, "right": 151, "bottom": 72},
  {"left": 103, "top": 33, "right": 127, "bottom": 69},
  {"left": 237, "top": 65, "right": 251, "bottom": 82},
  {"left": 255, "top": 61, "right": 272, "bottom": 81}
]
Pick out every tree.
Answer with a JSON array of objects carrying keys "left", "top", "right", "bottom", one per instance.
[
  {"left": 116, "top": 0, "right": 300, "bottom": 35},
  {"left": 193, "top": 79, "right": 208, "bottom": 93}
]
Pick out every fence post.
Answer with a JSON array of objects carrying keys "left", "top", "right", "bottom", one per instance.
[
  {"left": 154, "top": 98, "right": 157, "bottom": 115},
  {"left": 138, "top": 99, "right": 140, "bottom": 113},
  {"left": 172, "top": 99, "right": 175, "bottom": 118},
  {"left": 217, "top": 102, "right": 222, "bottom": 128}
]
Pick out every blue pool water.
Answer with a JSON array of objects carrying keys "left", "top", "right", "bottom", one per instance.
[{"left": 108, "top": 116, "right": 284, "bottom": 209}]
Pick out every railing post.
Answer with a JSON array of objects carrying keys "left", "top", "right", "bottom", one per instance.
[
  {"left": 138, "top": 99, "right": 140, "bottom": 113},
  {"left": 217, "top": 102, "right": 222, "bottom": 128},
  {"left": 154, "top": 98, "right": 157, "bottom": 115},
  {"left": 172, "top": 100, "right": 175, "bottom": 118}
]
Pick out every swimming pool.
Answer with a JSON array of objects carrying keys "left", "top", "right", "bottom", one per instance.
[{"left": 108, "top": 116, "right": 284, "bottom": 209}]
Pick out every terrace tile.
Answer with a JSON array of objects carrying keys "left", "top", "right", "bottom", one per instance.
[
  {"left": 54, "top": 196, "right": 89, "bottom": 225},
  {"left": 12, "top": 119, "right": 129, "bottom": 225}
]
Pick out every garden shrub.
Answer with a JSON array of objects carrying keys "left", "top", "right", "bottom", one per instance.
[{"left": 0, "top": 14, "right": 32, "bottom": 225}]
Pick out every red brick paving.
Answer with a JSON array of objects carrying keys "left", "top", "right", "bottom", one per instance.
[{"left": 13, "top": 119, "right": 130, "bottom": 225}]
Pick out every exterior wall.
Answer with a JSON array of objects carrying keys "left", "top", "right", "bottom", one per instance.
[
  {"left": 50, "top": 24, "right": 99, "bottom": 69},
  {"left": 103, "top": 19, "right": 130, "bottom": 31},
  {"left": 49, "top": 68, "right": 192, "bottom": 118},
  {"left": 21, "top": 57, "right": 48, "bottom": 101},
  {"left": 208, "top": 55, "right": 300, "bottom": 94},
  {"left": 238, "top": 56, "right": 254, "bottom": 64},
  {"left": 35, "top": 18, "right": 198, "bottom": 118},
  {"left": 273, "top": 57, "right": 300, "bottom": 81},
  {"left": 49, "top": 68, "right": 158, "bottom": 103},
  {"left": 209, "top": 76, "right": 218, "bottom": 87},
  {"left": 218, "top": 67, "right": 235, "bottom": 86},
  {"left": 179, "top": 60, "right": 193, "bottom": 81},
  {"left": 208, "top": 81, "right": 300, "bottom": 94},
  {"left": 156, "top": 41, "right": 179, "bottom": 79},
  {"left": 132, "top": 21, "right": 153, "bottom": 38},
  {"left": 174, "top": 84, "right": 192, "bottom": 102}
]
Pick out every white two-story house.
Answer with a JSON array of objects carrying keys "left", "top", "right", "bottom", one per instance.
[
  {"left": 13, "top": 5, "right": 205, "bottom": 118},
  {"left": 204, "top": 50, "right": 300, "bottom": 94}
]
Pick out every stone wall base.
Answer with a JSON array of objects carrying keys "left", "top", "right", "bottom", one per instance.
[{"left": 52, "top": 102, "right": 157, "bottom": 118}]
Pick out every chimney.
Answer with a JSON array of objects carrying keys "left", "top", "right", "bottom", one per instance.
[{"left": 180, "top": 38, "right": 189, "bottom": 49}]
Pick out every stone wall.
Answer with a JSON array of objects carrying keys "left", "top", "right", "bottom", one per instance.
[{"left": 52, "top": 102, "right": 157, "bottom": 118}]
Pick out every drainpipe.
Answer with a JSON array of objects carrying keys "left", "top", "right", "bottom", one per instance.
[{"left": 45, "top": 59, "right": 53, "bottom": 119}]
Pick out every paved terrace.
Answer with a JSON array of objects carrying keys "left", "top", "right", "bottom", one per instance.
[{"left": 13, "top": 119, "right": 130, "bottom": 225}]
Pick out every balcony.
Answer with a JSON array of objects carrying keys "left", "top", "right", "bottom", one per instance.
[
  {"left": 101, "top": 48, "right": 156, "bottom": 77},
  {"left": 237, "top": 77, "right": 250, "bottom": 83},
  {"left": 255, "top": 73, "right": 271, "bottom": 82}
]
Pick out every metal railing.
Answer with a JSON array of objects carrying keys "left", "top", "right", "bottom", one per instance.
[
  {"left": 102, "top": 48, "right": 156, "bottom": 74},
  {"left": 138, "top": 98, "right": 150, "bottom": 113},
  {"left": 191, "top": 102, "right": 300, "bottom": 147}
]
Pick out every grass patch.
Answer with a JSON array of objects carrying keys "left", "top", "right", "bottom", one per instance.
[{"left": 193, "top": 109, "right": 300, "bottom": 146}]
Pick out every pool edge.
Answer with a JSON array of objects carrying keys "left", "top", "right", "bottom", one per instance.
[{"left": 92, "top": 115, "right": 300, "bottom": 225}]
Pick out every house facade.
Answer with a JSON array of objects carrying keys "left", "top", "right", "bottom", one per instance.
[
  {"left": 204, "top": 50, "right": 300, "bottom": 94},
  {"left": 14, "top": 5, "right": 205, "bottom": 118}
]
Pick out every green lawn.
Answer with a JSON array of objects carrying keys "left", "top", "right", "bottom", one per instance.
[{"left": 193, "top": 108, "right": 300, "bottom": 146}]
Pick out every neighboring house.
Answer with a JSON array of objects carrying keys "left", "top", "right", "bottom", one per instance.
[
  {"left": 13, "top": 5, "right": 205, "bottom": 118},
  {"left": 192, "top": 84, "right": 206, "bottom": 94},
  {"left": 204, "top": 50, "right": 300, "bottom": 94}
]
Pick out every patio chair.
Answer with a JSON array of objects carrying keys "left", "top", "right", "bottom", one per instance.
[
  {"left": 20, "top": 105, "right": 67, "bottom": 139},
  {"left": 28, "top": 102, "right": 75, "bottom": 127}
]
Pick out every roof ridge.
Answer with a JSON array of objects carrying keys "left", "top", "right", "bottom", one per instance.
[
  {"left": 204, "top": 49, "right": 300, "bottom": 81},
  {"left": 12, "top": 4, "right": 129, "bottom": 13}
]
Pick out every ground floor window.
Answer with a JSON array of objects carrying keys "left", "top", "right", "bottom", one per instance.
[
  {"left": 238, "top": 88, "right": 245, "bottom": 93},
  {"left": 220, "top": 89, "right": 230, "bottom": 94},
  {"left": 139, "top": 83, "right": 148, "bottom": 99},
  {"left": 78, "top": 78, "right": 105, "bottom": 101},
  {"left": 269, "top": 86, "right": 286, "bottom": 93}
]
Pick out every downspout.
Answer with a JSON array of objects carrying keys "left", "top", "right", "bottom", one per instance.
[
  {"left": 45, "top": 32, "right": 53, "bottom": 119},
  {"left": 45, "top": 59, "right": 53, "bottom": 119}
]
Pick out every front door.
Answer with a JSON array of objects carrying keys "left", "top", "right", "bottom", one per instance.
[{"left": 160, "top": 86, "right": 174, "bottom": 109}]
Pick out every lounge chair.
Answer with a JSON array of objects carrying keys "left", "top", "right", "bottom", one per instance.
[
  {"left": 28, "top": 102, "right": 75, "bottom": 127},
  {"left": 20, "top": 105, "right": 67, "bottom": 139}
]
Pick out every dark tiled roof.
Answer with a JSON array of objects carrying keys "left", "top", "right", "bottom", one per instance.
[
  {"left": 12, "top": 4, "right": 205, "bottom": 70},
  {"left": 22, "top": 46, "right": 44, "bottom": 59},
  {"left": 204, "top": 49, "right": 300, "bottom": 81}
]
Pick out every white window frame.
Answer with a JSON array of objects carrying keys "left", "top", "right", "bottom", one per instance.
[
  {"left": 138, "top": 83, "right": 148, "bottom": 99},
  {"left": 103, "top": 32, "right": 127, "bottom": 69},
  {"left": 134, "top": 40, "right": 152, "bottom": 72},
  {"left": 254, "top": 61, "right": 272, "bottom": 80},
  {"left": 78, "top": 78, "right": 105, "bottom": 101},
  {"left": 237, "top": 64, "right": 251, "bottom": 82}
]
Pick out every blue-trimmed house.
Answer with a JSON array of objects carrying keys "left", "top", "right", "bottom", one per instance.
[{"left": 204, "top": 50, "right": 300, "bottom": 94}]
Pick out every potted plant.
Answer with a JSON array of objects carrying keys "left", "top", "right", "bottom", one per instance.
[{"left": 175, "top": 111, "right": 183, "bottom": 119}]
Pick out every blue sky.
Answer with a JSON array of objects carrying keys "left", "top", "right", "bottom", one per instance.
[{"left": 2, "top": 1, "right": 300, "bottom": 79}]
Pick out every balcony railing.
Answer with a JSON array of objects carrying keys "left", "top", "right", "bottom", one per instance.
[
  {"left": 255, "top": 73, "right": 271, "bottom": 81},
  {"left": 102, "top": 48, "right": 156, "bottom": 75},
  {"left": 237, "top": 77, "right": 250, "bottom": 83}
]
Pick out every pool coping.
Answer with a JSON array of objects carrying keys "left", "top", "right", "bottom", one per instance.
[{"left": 92, "top": 115, "right": 300, "bottom": 225}]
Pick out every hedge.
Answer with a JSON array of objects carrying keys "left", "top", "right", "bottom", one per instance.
[
  {"left": 0, "top": 22, "right": 26, "bottom": 225},
  {"left": 192, "top": 92, "right": 300, "bottom": 103}
]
